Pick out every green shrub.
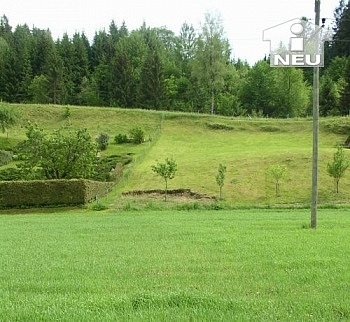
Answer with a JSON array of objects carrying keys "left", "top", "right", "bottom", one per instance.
[
  {"left": 96, "top": 132, "right": 109, "bottom": 151},
  {"left": 323, "top": 119, "right": 350, "bottom": 134},
  {"left": 91, "top": 202, "right": 108, "bottom": 211},
  {"left": 129, "top": 127, "right": 145, "bottom": 144},
  {"left": 92, "top": 155, "right": 127, "bottom": 182},
  {"left": 0, "top": 150, "right": 13, "bottom": 165},
  {"left": 0, "top": 167, "right": 23, "bottom": 181},
  {"left": 114, "top": 133, "right": 129, "bottom": 144}
]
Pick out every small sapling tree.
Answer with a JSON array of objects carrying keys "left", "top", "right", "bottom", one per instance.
[
  {"left": 327, "top": 146, "right": 350, "bottom": 193},
  {"left": 215, "top": 163, "right": 226, "bottom": 199},
  {"left": 64, "top": 106, "right": 71, "bottom": 119},
  {"left": 266, "top": 164, "right": 286, "bottom": 197},
  {"left": 151, "top": 157, "right": 177, "bottom": 201}
]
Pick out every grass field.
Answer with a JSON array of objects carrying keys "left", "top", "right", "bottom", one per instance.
[
  {"left": 1, "top": 208, "right": 350, "bottom": 321},
  {"left": 1, "top": 105, "right": 350, "bottom": 320}
]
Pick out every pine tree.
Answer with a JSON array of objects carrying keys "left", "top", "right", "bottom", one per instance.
[
  {"left": 340, "top": 57, "right": 350, "bottom": 115},
  {"left": 331, "top": 0, "right": 350, "bottom": 59},
  {"left": 112, "top": 36, "right": 141, "bottom": 107},
  {"left": 138, "top": 27, "right": 166, "bottom": 109}
]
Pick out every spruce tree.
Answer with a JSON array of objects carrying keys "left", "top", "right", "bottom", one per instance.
[{"left": 340, "top": 57, "right": 350, "bottom": 115}]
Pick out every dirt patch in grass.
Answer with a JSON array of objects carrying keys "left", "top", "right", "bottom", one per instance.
[{"left": 122, "top": 188, "right": 215, "bottom": 201}]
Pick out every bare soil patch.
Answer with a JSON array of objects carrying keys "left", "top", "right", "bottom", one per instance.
[{"left": 122, "top": 189, "right": 215, "bottom": 201}]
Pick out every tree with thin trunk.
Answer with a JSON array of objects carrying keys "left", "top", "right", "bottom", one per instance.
[
  {"left": 267, "top": 164, "right": 286, "bottom": 197},
  {"left": 151, "top": 157, "right": 177, "bottom": 201},
  {"left": 327, "top": 146, "right": 350, "bottom": 193},
  {"left": 215, "top": 163, "right": 226, "bottom": 200}
]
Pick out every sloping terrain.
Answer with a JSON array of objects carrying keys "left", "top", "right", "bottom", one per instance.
[{"left": 1, "top": 103, "right": 349, "bottom": 205}]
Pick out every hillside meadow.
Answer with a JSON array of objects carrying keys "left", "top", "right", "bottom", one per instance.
[{"left": 2, "top": 103, "right": 349, "bottom": 207}]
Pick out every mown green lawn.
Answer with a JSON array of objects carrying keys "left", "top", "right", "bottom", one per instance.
[{"left": 1, "top": 208, "right": 350, "bottom": 321}]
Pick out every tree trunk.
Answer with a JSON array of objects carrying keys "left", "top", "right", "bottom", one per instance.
[
  {"left": 165, "top": 179, "right": 168, "bottom": 201},
  {"left": 336, "top": 179, "right": 339, "bottom": 193},
  {"left": 211, "top": 89, "right": 215, "bottom": 115}
]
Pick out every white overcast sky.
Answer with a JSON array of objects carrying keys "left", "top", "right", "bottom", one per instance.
[{"left": 1, "top": 0, "right": 340, "bottom": 64}]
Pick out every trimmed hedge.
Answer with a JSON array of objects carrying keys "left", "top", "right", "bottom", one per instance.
[{"left": 0, "top": 179, "right": 115, "bottom": 208}]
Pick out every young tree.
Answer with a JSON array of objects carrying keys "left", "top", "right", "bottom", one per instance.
[
  {"left": 266, "top": 164, "right": 287, "bottom": 197},
  {"left": 327, "top": 146, "right": 350, "bottom": 193},
  {"left": 151, "top": 157, "right": 177, "bottom": 201},
  {"left": 215, "top": 163, "right": 226, "bottom": 200}
]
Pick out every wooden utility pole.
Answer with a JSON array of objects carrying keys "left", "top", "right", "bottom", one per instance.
[{"left": 311, "top": 0, "right": 321, "bottom": 229}]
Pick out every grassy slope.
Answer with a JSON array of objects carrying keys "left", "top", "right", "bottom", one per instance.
[
  {"left": 123, "top": 114, "right": 349, "bottom": 205},
  {"left": 1, "top": 103, "right": 350, "bottom": 205},
  {"left": 1, "top": 209, "right": 350, "bottom": 321}
]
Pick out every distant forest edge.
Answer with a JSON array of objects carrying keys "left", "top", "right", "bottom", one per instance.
[{"left": 0, "top": 0, "right": 350, "bottom": 117}]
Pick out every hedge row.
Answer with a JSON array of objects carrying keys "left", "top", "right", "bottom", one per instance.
[{"left": 0, "top": 179, "right": 115, "bottom": 208}]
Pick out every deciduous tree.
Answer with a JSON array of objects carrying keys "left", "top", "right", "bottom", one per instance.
[
  {"left": 215, "top": 163, "right": 226, "bottom": 199},
  {"left": 267, "top": 164, "right": 287, "bottom": 197},
  {"left": 151, "top": 157, "right": 177, "bottom": 201},
  {"left": 18, "top": 123, "right": 97, "bottom": 180},
  {"left": 327, "top": 146, "right": 350, "bottom": 193}
]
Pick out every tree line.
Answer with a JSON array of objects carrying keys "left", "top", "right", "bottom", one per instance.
[{"left": 0, "top": 1, "right": 350, "bottom": 117}]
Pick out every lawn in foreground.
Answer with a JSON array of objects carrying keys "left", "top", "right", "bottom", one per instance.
[{"left": 1, "top": 208, "right": 350, "bottom": 321}]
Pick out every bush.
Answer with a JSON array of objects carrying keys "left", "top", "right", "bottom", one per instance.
[
  {"left": 0, "top": 150, "right": 13, "bottom": 166},
  {"left": 0, "top": 167, "right": 23, "bottom": 181},
  {"left": 92, "top": 155, "right": 126, "bottom": 182},
  {"left": 129, "top": 127, "right": 145, "bottom": 144},
  {"left": 96, "top": 132, "right": 109, "bottom": 151},
  {"left": 114, "top": 133, "right": 129, "bottom": 144},
  {"left": 91, "top": 202, "right": 108, "bottom": 211}
]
